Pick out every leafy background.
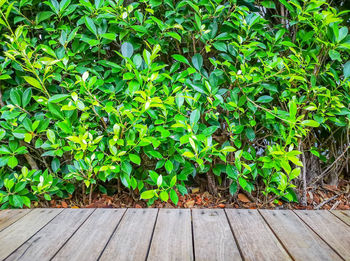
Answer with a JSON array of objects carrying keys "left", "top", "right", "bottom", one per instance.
[{"left": 0, "top": 0, "right": 349, "bottom": 208}]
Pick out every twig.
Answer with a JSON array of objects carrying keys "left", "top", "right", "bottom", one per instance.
[
  {"left": 330, "top": 200, "right": 341, "bottom": 210},
  {"left": 309, "top": 145, "right": 350, "bottom": 186},
  {"left": 314, "top": 194, "right": 340, "bottom": 210},
  {"left": 301, "top": 150, "right": 307, "bottom": 206}
]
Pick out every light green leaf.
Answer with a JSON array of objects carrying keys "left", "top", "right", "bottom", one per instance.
[
  {"left": 129, "top": 154, "right": 141, "bottom": 165},
  {"left": 23, "top": 76, "right": 42, "bottom": 90},
  {"left": 172, "top": 54, "right": 190, "bottom": 65}
]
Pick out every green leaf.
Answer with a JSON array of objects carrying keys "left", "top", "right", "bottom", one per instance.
[
  {"left": 22, "top": 196, "right": 31, "bottom": 208},
  {"left": 23, "top": 76, "right": 42, "bottom": 90},
  {"left": 140, "top": 190, "right": 155, "bottom": 199},
  {"left": 190, "top": 109, "right": 200, "bottom": 126},
  {"left": 159, "top": 191, "right": 169, "bottom": 202},
  {"left": 172, "top": 54, "right": 190, "bottom": 65},
  {"left": 22, "top": 88, "right": 32, "bottom": 108},
  {"left": 48, "top": 94, "right": 69, "bottom": 103},
  {"left": 192, "top": 53, "right": 203, "bottom": 71},
  {"left": 101, "top": 33, "right": 116, "bottom": 40},
  {"left": 301, "top": 120, "right": 320, "bottom": 127},
  {"left": 245, "top": 127, "right": 255, "bottom": 141},
  {"left": 8, "top": 156, "right": 18, "bottom": 168},
  {"left": 129, "top": 154, "right": 141, "bottom": 165},
  {"left": 47, "top": 129, "right": 56, "bottom": 144},
  {"left": 121, "top": 42, "right": 134, "bottom": 58},
  {"left": 176, "top": 184, "right": 187, "bottom": 195},
  {"left": 165, "top": 160, "right": 173, "bottom": 173},
  {"left": 229, "top": 182, "right": 238, "bottom": 195},
  {"left": 256, "top": 95, "right": 273, "bottom": 103},
  {"left": 84, "top": 16, "right": 97, "bottom": 36},
  {"left": 344, "top": 61, "right": 350, "bottom": 79},
  {"left": 170, "top": 189, "right": 178, "bottom": 205},
  {"left": 9, "top": 195, "right": 23, "bottom": 208},
  {"left": 166, "top": 32, "right": 181, "bottom": 41},
  {"left": 329, "top": 50, "right": 341, "bottom": 61},
  {"left": 290, "top": 168, "right": 300, "bottom": 180},
  {"left": 238, "top": 177, "right": 248, "bottom": 190},
  {"left": 59, "top": 0, "right": 71, "bottom": 12},
  {"left": 122, "top": 161, "right": 132, "bottom": 176},
  {"left": 202, "top": 126, "right": 219, "bottom": 136},
  {"left": 10, "top": 89, "right": 21, "bottom": 106}
]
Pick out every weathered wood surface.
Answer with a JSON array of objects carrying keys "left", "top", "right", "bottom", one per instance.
[
  {"left": 6, "top": 209, "right": 93, "bottom": 261},
  {"left": 148, "top": 209, "right": 193, "bottom": 261},
  {"left": 0, "top": 208, "right": 348, "bottom": 261},
  {"left": 0, "top": 209, "right": 31, "bottom": 232},
  {"left": 99, "top": 208, "right": 158, "bottom": 261},
  {"left": 0, "top": 209, "right": 62, "bottom": 260},
  {"left": 259, "top": 209, "right": 342, "bottom": 261},
  {"left": 225, "top": 209, "right": 291, "bottom": 261},
  {"left": 192, "top": 209, "right": 242, "bottom": 261},
  {"left": 53, "top": 209, "right": 125, "bottom": 261},
  {"left": 294, "top": 210, "right": 350, "bottom": 260},
  {"left": 331, "top": 210, "right": 350, "bottom": 226}
]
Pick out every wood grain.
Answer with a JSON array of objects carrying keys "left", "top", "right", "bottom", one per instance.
[
  {"left": 225, "top": 209, "right": 291, "bottom": 261},
  {"left": 192, "top": 209, "right": 242, "bottom": 261},
  {"left": 148, "top": 209, "right": 193, "bottom": 261},
  {"left": 53, "top": 209, "right": 126, "bottom": 261},
  {"left": 0, "top": 209, "right": 62, "bottom": 260},
  {"left": 331, "top": 210, "right": 350, "bottom": 226},
  {"left": 99, "top": 208, "right": 158, "bottom": 261},
  {"left": 0, "top": 209, "right": 31, "bottom": 232},
  {"left": 294, "top": 210, "right": 350, "bottom": 260},
  {"left": 260, "top": 210, "right": 342, "bottom": 261},
  {"left": 6, "top": 209, "right": 93, "bottom": 261}
]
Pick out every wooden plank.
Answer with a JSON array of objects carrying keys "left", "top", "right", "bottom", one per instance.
[
  {"left": 0, "top": 208, "right": 62, "bottom": 260},
  {"left": 6, "top": 209, "right": 93, "bottom": 261},
  {"left": 294, "top": 210, "right": 350, "bottom": 260},
  {"left": 0, "top": 209, "right": 31, "bottom": 232},
  {"left": 192, "top": 209, "right": 242, "bottom": 261},
  {"left": 260, "top": 210, "right": 342, "bottom": 261},
  {"left": 100, "top": 208, "right": 158, "bottom": 261},
  {"left": 148, "top": 209, "right": 193, "bottom": 261},
  {"left": 331, "top": 210, "right": 350, "bottom": 226},
  {"left": 225, "top": 209, "right": 291, "bottom": 261},
  {"left": 53, "top": 209, "right": 126, "bottom": 261}
]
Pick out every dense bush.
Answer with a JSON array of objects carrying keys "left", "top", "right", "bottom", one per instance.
[{"left": 0, "top": 0, "right": 349, "bottom": 208}]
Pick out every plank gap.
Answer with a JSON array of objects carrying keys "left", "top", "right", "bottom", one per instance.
[
  {"left": 257, "top": 209, "right": 297, "bottom": 261},
  {"left": 96, "top": 208, "right": 128, "bottom": 261},
  {"left": 330, "top": 210, "right": 350, "bottom": 227},
  {"left": 0, "top": 209, "right": 63, "bottom": 260},
  {"left": 293, "top": 210, "right": 349, "bottom": 260},
  {"left": 191, "top": 209, "right": 195, "bottom": 261},
  {"left": 144, "top": 208, "right": 160, "bottom": 261},
  {"left": 223, "top": 209, "right": 244, "bottom": 260},
  {"left": 0, "top": 209, "right": 32, "bottom": 233},
  {"left": 49, "top": 209, "right": 97, "bottom": 260}
]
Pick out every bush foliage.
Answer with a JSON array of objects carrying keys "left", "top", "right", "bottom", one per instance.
[{"left": 0, "top": 0, "right": 349, "bottom": 208}]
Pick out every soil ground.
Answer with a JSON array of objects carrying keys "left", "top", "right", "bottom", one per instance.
[{"left": 35, "top": 180, "right": 350, "bottom": 210}]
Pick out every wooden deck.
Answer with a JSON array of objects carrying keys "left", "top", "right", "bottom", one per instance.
[{"left": 0, "top": 209, "right": 349, "bottom": 261}]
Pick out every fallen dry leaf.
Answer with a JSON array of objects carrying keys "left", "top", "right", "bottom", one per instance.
[
  {"left": 184, "top": 200, "right": 195, "bottom": 208},
  {"left": 238, "top": 193, "right": 251, "bottom": 203},
  {"left": 192, "top": 187, "right": 200, "bottom": 193}
]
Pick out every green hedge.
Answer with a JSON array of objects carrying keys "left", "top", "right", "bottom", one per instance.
[{"left": 0, "top": 0, "right": 349, "bottom": 208}]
